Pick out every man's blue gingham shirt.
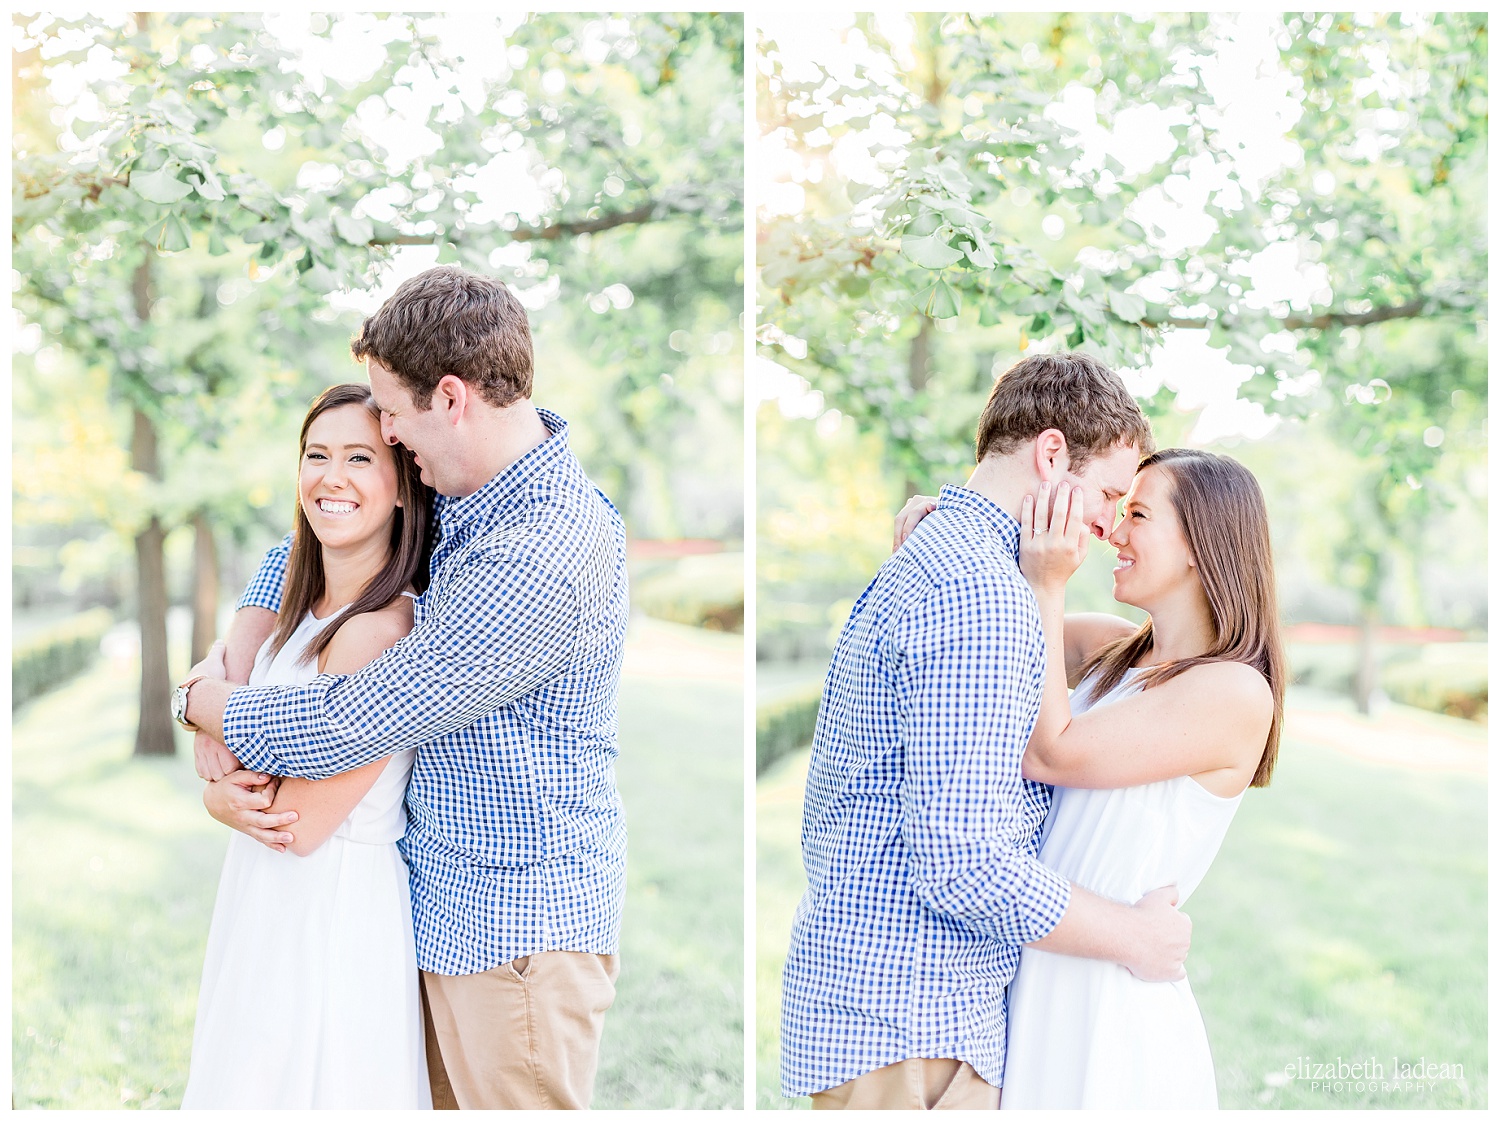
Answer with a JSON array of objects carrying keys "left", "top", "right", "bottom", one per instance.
[
  {"left": 780, "top": 485, "right": 1072, "bottom": 1097},
  {"left": 224, "top": 408, "right": 628, "bottom": 976}
]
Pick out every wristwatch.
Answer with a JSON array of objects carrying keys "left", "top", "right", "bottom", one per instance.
[{"left": 172, "top": 674, "right": 208, "bottom": 732}]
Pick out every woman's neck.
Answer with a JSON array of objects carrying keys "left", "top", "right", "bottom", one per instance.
[
  {"left": 1139, "top": 585, "right": 1218, "bottom": 666},
  {"left": 316, "top": 536, "right": 391, "bottom": 616}
]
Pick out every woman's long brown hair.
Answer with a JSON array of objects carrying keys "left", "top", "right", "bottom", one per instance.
[
  {"left": 268, "top": 383, "right": 434, "bottom": 665},
  {"left": 1078, "top": 448, "right": 1287, "bottom": 787}
]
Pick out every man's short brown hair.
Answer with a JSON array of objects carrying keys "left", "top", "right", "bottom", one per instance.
[
  {"left": 975, "top": 351, "right": 1154, "bottom": 468},
  {"left": 351, "top": 265, "right": 533, "bottom": 410}
]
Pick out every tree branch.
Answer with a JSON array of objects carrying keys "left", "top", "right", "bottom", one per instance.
[
  {"left": 506, "top": 203, "right": 660, "bottom": 241},
  {"left": 1143, "top": 298, "right": 1434, "bottom": 332},
  {"left": 367, "top": 202, "right": 677, "bottom": 248}
]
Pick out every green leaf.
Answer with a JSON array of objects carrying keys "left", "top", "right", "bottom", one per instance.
[
  {"left": 194, "top": 174, "right": 226, "bottom": 202},
  {"left": 840, "top": 274, "right": 871, "bottom": 298},
  {"left": 333, "top": 213, "right": 375, "bottom": 246},
  {"left": 926, "top": 279, "right": 961, "bottom": 319},
  {"left": 206, "top": 224, "right": 229, "bottom": 256},
  {"left": 132, "top": 165, "right": 194, "bottom": 205},
  {"left": 978, "top": 298, "right": 1003, "bottom": 326},
  {"left": 1107, "top": 289, "right": 1148, "bottom": 322},
  {"left": 303, "top": 264, "right": 339, "bottom": 294},
  {"left": 901, "top": 231, "right": 964, "bottom": 269},
  {"left": 905, "top": 210, "right": 943, "bottom": 237},
  {"left": 156, "top": 213, "right": 192, "bottom": 253},
  {"left": 964, "top": 238, "right": 998, "bottom": 270}
]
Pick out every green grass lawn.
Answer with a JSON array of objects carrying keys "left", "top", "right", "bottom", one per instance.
[
  {"left": 756, "top": 716, "right": 1487, "bottom": 1110},
  {"left": 12, "top": 643, "right": 744, "bottom": 1109}
]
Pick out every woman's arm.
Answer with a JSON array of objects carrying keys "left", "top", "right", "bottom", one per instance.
[
  {"left": 1059, "top": 612, "right": 1137, "bottom": 688},
  {"left": 269, "top": 600, "right": 415, "bottom": 857},
  {"left": 1022, "top": 659, "right": 1271, "bottom": 791},
  {"left": 1019, "top": 483, "right": 1270, "bottom": 792}
]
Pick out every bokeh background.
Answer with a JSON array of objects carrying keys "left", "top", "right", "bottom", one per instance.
[
  {"left": 755, "top": 12, "right": 1486, "bottom": 1110},
  {"left": 13, "top": 12, "right": 744, "bottom": 1109}
]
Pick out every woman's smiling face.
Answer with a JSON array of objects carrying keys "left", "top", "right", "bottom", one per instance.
[
  {"left": 1107, "top": 464, "right": 1198, "bottom": 609},
  {"left": 298, "top": 403, "right": 401, "bottom": 552}
]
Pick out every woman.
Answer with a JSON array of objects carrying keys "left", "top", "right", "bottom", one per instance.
[
  {"left": 898, "top": 448, "right": 1284, "bottom": 1109},
  {"left": 182, "top": 383, "right": 435, "bottom": 1109}
]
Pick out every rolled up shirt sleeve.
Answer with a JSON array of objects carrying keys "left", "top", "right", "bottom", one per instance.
[
  {"left": 224, "top": 545, "right": 580, "bottom": 779},
  {"left": 895, "top": 572, "right": 1071, "bottom": 945},
  {"left": 236, "top": 534, "right": 293, "bottom": 613}
]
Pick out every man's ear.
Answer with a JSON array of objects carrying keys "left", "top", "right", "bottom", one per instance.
[
  {"left": 1033, "top": 428, "right": 1069, "bottom": 480},
  {"left": 435, "top": 374, "right": 468, "bottom": 427}
]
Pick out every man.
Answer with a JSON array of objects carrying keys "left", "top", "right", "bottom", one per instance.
[
  {"left": 780, "top": 352, "right": 1189, "bottom": 1110},
  {"left": 176, "top": 266, "right": 628, "bottom": 1110}
]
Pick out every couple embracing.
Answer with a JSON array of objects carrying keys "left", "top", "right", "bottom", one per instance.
[
  {"left": 175, "top": 266, "right": 627, "bottom": 1109},
  {"left": 782, "top": 352, "right": 1285, "bottom": 1109}
]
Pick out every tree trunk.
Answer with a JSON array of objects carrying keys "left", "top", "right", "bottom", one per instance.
[
  {"left": 191, "top": 509, "right": 220, "bottom": 665},
  {"left": 131, "top": 251, "right": 174, "bottom": 757},
  {"left": 133, "top": 408, "right": 174, "bottom": 756}
]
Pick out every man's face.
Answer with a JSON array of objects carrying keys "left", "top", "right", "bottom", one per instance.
[
  {"left": 1056, "top": 442, "right": 1141, "bottom": 540},
  {"left": 366, "top": 357, "right": 448, "bottom": 493}
]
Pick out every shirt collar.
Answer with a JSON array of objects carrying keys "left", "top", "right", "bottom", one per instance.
[
  {"left": 439, "top": 406, "right": 570, "bottom": 531},
  {"left": 937, "top": 483, "right": 1022, "bottom": 558}
]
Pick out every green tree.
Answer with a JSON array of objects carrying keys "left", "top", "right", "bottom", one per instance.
[
  {"left": 758, "top": 12, "right": 1486, "bottom": 705},
  {"left": 14, "top": 12, "right": 743, "bottom": 754}
]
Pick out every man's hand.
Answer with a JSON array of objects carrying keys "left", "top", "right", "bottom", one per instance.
[
  {"left": 195, "top": 731, "right": 243, "bottom": 782},
  {"left": 202, "top": 770, "right": 298, "bottom": 853},
  {"left": 1121, "top": 885, "right": 1192, "bottom": 982}
]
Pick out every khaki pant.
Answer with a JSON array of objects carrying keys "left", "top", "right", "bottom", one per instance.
[
  {"left": 420, "top": 951, "right": 620, "bottom": 1110},
  {"left": 812, "top": 1058, "right": 1000, "bottom": 1110}
]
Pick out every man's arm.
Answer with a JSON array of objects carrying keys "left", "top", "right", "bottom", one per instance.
[
  {"left": 896, "top": 573, "right": 1072, "bottom": 946},
  {"left": 192, "top": 548, "right": 582, "bottom": 779},
  {"left": 896, "top": 574, "right": 1190, "bottom": 979},
  {"left": 1029, "top": 885, "right": 1190, "bottom": 981}
]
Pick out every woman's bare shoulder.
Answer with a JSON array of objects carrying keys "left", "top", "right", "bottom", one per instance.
[
  {"left": 321, "top": 599, "right": 415, "bottom": 674},
  {"left": 1168, "top": 659, "right": 1275, "bottom": 726}
]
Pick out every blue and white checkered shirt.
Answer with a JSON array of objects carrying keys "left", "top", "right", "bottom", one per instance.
[
  {"left": 224, "top": 408, "right": 628, "bottom": 976},
  {"left": 780, "top": 485, "right": 1072, "bottom": 1097}
]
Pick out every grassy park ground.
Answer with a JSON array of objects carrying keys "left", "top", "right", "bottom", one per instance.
[
  {"left": 757, "top": 689, "right": 1487, "bottom": 1109},
  {"left": 12, "top": 615, "right": 743, "bottom": 1110}
]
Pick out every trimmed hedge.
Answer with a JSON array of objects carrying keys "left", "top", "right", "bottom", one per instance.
[
  {"left": 13, "top": 609, "right": 114, "bottom": 709},
  {"left": 633, "top": 552, "right": 744, "bottom": 633},
  {"left": 1288, "top": 640, "right": 1487, "bottom": 722},
  {"left": 1383, "top": 650, "right": 1488, "bottom": 722},
  {"left": 757, "top": 682, "right": 823, "bottom": 775}
]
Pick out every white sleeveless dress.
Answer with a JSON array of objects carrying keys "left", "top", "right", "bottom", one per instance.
[
  {"left": 1000, "top": 667, "right": 1244, "bottom": 1110},
  {"left": 182, "top": 605, "right": 429, "bottom": 1109}
]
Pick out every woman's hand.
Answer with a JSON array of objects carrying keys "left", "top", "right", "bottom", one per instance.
[
  {"left": 1020, "top": 481, "right": 1090, "bottom": 595},
  {"left": 893, "top": 494, "right": 938, "bottom": 552},
  {"left": 203, "top": 770, "right": 298, "bottom": 853}
]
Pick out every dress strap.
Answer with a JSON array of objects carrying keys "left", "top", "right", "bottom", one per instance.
[{"left": 399, "top": 590, "right": 419, "bottom": 600}]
